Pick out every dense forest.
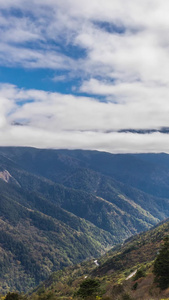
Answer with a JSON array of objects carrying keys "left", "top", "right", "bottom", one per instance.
[
  {"left": 2, "top": 218, "right": 169, "bottom": 299},
  {"left": 1, "top": 148, "right": 169, "bottom": 294}
]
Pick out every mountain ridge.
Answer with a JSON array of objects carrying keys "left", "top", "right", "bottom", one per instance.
[
  {"left": 31, "top": 217, "right": 169, "bottom": 300},
  {"left": 0, "top": 147, "right": 169, "bottom": 292}
]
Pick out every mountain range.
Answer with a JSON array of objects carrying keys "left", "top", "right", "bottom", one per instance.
[
  {"left": 0, "top": 147, "right": 169, "bottom": 292},
  {"left": 33, "top": 217, "right": 169, "bottom": 300}
]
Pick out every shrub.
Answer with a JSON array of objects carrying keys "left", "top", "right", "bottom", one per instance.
[
  {"left": 121, "top": 293, "right": 133, "bottom": 300},
  {"left": 132, "top": 282, "right": 138, "bottom": 290}
]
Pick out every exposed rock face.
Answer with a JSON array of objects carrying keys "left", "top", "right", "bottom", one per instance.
[
  {"left": 0, "top": 170, "right": 12, "bottom": 183},
  {"left": 0, "top": 169, "right": 20, "bottom": 186}
]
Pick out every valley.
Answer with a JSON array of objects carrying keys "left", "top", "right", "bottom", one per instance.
[{"left": 0, "top": 147, "right": 169, "bottom": 295}]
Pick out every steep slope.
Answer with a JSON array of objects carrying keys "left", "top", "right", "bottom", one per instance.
[
  {"left": 0, "top": 163, "right": 156, "bottom": 292},
  {"left": 1, "top": 147, "right": 169, "bottom": 199},
  {"left": 0, "top": 165, "right": 157, "bottom": 244},
  {"left": 0, "top": 179, "right": 114, "bottom": 293},
  {"left": 32, "top": 219, "right": 169, "bottom": 300},
  {"left": 1, "top": 147, "right": 169, "bottom": 223},
  {"left": 1, "top": 147, "right": 169, "bottom": 230},
  {"left": 57, "top": 150, "right": 169, "bottom": 199},
  {"left": 0, "top": 147, "right": 169, "bottom": 293},
  {"left": 61, "top": 167, "right": 169, "bottom": 221},
  {"left": 0, "top": 151, "right": 162, "bottom": 237}
]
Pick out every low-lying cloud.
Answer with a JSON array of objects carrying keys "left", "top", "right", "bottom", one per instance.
[{"left": 0, "top": 84, "right": 168, "bottom": 153}]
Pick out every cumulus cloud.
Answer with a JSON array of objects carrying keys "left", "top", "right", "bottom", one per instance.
[
  {"left": 4, "top": 84, "right": 169, "bottom": 132},
  {"left": 0, "top": 0, "right": 169, "bottom": 80},
  {"left": 0, "top": 1, "right": 169, "bottom": 152}
]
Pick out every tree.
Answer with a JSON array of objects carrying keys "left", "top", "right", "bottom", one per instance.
[
  {"left": 75, "top": 278, "right": 100, "bottom": 298},
  {"left": 133, "top": 267, "right": 145, "bottom": 281},
  {"left": 4, "top": 293, "right": 26, "bottom": 300},
  {"left": 153, "top": 236, "right": 169, "bottom": 290}
]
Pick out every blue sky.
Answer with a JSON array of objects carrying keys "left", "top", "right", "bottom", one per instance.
[
  {"left": 0, "top": 67, "right": 76, "bottom": 93},
  {"left": 0, "top": 0, "right": 169, "bottom": 153}
]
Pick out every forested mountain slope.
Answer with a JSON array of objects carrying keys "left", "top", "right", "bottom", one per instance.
[
  {"left": 32, "top": 218, "right": 169, "bottom": 300},
  {"left": 0, "top": 147, "right": 169, "bottom": 292}
]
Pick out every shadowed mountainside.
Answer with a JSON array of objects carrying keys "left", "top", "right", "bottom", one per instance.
[{"left": 0, "top": 147, "right": 169, "bottom": 292}]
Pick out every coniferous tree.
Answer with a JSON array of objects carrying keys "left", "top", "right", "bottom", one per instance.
[
  {"left": 75, "top": 278, "right": 100, "bottom": 298},
  {"left": 153, "top": 236, "right": 169, "bottom": 289}
]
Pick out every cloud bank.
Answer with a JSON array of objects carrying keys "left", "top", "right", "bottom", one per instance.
[{"left": 0, "top": 83, "right": 168, "bottom": 153}]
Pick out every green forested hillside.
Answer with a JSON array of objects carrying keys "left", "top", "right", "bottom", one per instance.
[
  {"left": 2, "top": 148, "right": 169, "bottom": 199},
  {"left": 0, "top": 148, "right": 169, "bottom": 293},
  {"left": 0, "top": 179, "right": 114, "bottom": 293},
  {"left": 31, "top": 218, "right": 169, "bottom": 300}
]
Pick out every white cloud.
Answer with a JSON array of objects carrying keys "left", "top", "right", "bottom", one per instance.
[
  {"left": 1, "top": 125, "right": 169, "bottom": 154},
  {"left": 0, "top": 1, "right": 169, "bottom": 152},
  {"left": 0, "top": 83, "right": 168, "bottom": 153},
  {"left": 0, "top": 0, "right": 169, "bottom": 81},
  {"left": 52, "top": 75, "right": 67, "bottom": 82}
]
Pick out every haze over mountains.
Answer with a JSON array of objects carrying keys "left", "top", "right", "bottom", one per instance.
[{"left": 1, "top": 147, "right": 169, "bottom": 292}]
